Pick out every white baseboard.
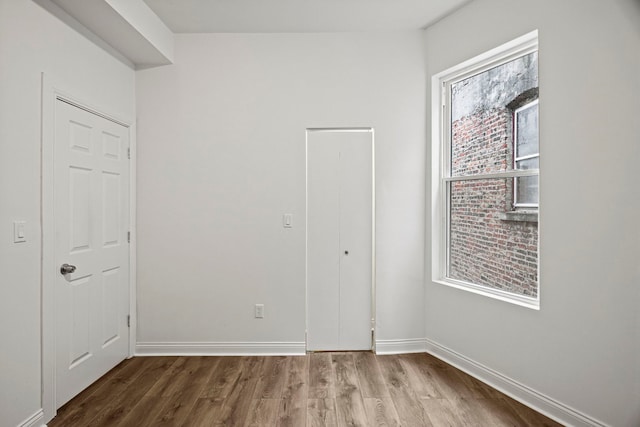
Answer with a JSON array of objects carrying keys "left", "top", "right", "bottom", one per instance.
[
  {"left": 135, "top": 341, "right": 306, "bottom": 356},
  {"left": 18, "top": 409, "right": 45, "bottom": 427},
  {"left": 425, "top": 338, "right": 608, "bottom": 427},
  {"left": 375, "top": 338, "right": 427, "bottom": 354}
]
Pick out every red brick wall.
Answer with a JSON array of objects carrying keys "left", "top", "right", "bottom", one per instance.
[{"left": 449, "top": 108, "right": 538, "bottom": 297}]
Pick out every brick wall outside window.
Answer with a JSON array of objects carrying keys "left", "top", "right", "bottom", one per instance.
[
  {"left": 449, "top": 110, "right": 538, "bottom": 297},
  {"left": 448, "top": 52, "right": 538, "bottom": 297}
]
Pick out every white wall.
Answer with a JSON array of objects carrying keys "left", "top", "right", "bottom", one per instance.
[
  {"left": 424, "top": 0, "right": 640, "bottom": 426},
  {"left": 0, "top": 1, "right": 135, "bottom": 425},
  {"left": 136, "top": 33, "right": 426, "bottom": 350}
]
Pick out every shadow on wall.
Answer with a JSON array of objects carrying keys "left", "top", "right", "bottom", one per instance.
[{"left": 617, "top": 0, "right": 640, "bottom": 37}]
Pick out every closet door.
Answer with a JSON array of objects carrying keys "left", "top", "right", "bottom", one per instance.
[{"left": 307, "top": 129, "right": 373, "bottom": 351}]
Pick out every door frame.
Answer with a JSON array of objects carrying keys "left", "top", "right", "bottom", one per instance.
[
  {"left": 40, "top": 73, "right": 137, "bottom": 422},
  {"left": 304, "top": 127, "right": 376, "bottom": 352}
]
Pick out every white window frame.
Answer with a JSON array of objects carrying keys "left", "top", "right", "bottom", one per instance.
[
  {"left": 431, "top": 30, "right": 540, "bottom": 310},
  {"left": 513, "top": 99, "right": 540, "bottom": 208}
]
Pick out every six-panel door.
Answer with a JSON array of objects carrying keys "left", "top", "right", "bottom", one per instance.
[{"left": 54, "top": 100, "right": 130, "bottom": 408}]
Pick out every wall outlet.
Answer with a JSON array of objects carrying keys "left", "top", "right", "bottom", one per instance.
[{"left": 254, "top": 304, "right": 264, "bottom": 318}]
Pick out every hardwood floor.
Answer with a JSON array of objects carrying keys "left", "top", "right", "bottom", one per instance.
[{"left": 49, "top": 352, "right": 562, "bottom": 426}]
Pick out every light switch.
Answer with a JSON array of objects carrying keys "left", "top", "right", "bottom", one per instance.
[
  {"left": 283, "top": 214, "right": 293, "bottom": 228},
  {"left": 13, "top": 221, "right": 26, "bottom": 243},
  {"left": 255, "top": 304, "right": 264, "bottom": 318}
]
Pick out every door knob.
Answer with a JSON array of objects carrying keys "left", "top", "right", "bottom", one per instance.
[
  {"left": 60, "top": 263, "right": 76, "bottom": 275},
  {"left": 344, "top": 250, "right": 349, "bottom": 255}
]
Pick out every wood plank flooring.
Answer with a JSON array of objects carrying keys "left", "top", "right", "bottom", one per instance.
[{"left": 49, "top": 352, "right": 562, "bottom": 426}]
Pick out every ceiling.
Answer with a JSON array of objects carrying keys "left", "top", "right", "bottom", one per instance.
[{"left": 143, "top": 0, "right": 472, "bottom": 33}]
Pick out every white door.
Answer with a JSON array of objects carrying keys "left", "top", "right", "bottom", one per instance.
[
  {"left": 307, "top": 129, "right": 373, "bottom": 351},
  {"left": 54, "top": 99, "right": 130, "bottom": 408}
]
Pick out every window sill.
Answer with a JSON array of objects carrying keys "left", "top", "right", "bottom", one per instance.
[
  {"left": 499, "top": 211, "right": 538, "bottom": 223},
  {"left": 432, "top": 278, "right": 540, "bottom": 310}
]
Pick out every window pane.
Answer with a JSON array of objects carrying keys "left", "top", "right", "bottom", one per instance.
[
  {"left": 449, "top": 178, "right": 538, "bottom": 297},
  {"left": 450, "top": 52, "right": 538, "bottom": 177},
  {"left": 516, "top": 175, "right": 539, "bottom": 205},
  {"left": 516, "top": 103, "right": 539, "bottom": 157}
]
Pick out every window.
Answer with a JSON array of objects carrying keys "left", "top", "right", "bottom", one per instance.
[
  {"left": 513, "top": 100, "right": 539, "bottom": 208},
  {"left": 431, "top": 31, "right": 539, "bottom": 308}
]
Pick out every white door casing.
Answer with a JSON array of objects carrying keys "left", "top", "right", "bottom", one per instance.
[
  {"left": 54, "top": 99, "right": 130, "bottom": 408},
  {"left": 306, "top": 128, "right": 374, "bottom": 351}
]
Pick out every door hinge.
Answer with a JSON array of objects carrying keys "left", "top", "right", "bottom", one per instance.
[
  {"left": 127, "top": 148, "right": 131, "bottom": 159},
  {"left": 127, "top": 231, "right": 130, "bottom": 243},
  {"left": 127, "top": 315, "right": 130, "bottom": 328},
  {"left": 370, "top": 317, "right": 376, "bottom": 350}
]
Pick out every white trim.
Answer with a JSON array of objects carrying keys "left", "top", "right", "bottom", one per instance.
[
  {"left": 306, "top": 127, "right": 373, "bottom": 132},
  {"left": 439, "top": 31, "right": 538, "bottom": 87},
  {"left": 374, "top": 338, "right": 427, "bottom": 355},
  {"left": 434, "top": 278, "right": 539, "bottom": 310},
  {"left": 370, "top": 128, "right": 377, "bottom": 352},
  {"left": 40, "top": 73, "right": 136, "bottom": 424},
  {"left": 425, "top": 339, "right": 609, "bottom": 427},
  {"left": 135, "top": 342, "right": 306, "bottom": 356},
  {"left": 17, "top": 409, "right": 45, "bottom": 427},
  {"left": 41, "top": 72, "right": 57, "bottom": 425},
  {"left": 444, "top": 168, "right": 539, "bottom": 182},
  {"left": 128, "top": 122, "right": 137, "bottom": 356},
  {"left": 56, "top": 98, "right": 129, "bottom": 126}
]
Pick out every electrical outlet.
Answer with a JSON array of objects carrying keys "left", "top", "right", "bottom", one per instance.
[{"left": 255, "top": 304, "right": 264, "bottom": 318}]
